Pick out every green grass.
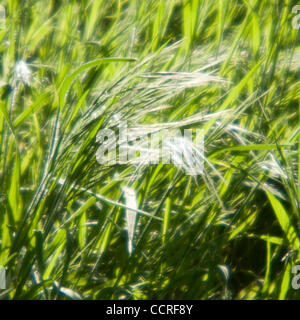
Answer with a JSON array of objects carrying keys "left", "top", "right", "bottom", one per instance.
[{"left": 0, "top": 0, "right": 299, "bottom": 300}]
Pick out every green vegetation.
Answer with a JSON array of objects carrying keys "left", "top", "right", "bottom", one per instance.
[{"left": 0, "top": 0, "right": 299, "bottom": 299}]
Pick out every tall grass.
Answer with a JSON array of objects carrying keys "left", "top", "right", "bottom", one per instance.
[{"left": 0, "top": 0, "right": 299, "bottom": 299}]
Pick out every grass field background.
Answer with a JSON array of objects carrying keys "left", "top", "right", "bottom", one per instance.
[{"left": 0, "top": 0, "right": 300, "bottom": 299}]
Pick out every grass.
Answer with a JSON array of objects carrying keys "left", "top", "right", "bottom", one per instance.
[{"left": 0, "top": 0, "right": 299, "bottom": 300}]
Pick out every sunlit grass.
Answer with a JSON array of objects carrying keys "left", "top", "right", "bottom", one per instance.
[{"left": 0, "top": 0, "right": 299, "bottom": 300}]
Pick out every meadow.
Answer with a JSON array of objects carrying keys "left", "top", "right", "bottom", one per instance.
[{"left": 0, "top": 0, "right": 300, "bottom": 299}]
